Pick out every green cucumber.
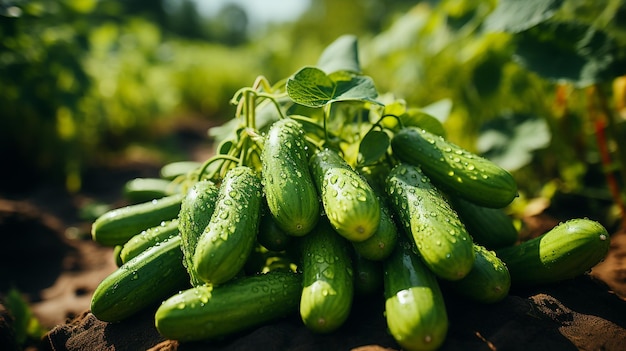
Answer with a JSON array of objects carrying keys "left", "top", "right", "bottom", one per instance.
[
  {"left": 160, "top": 161, "right": 202, "bottom": 180},
  {"left": 193, "top": 166, "right": 262, "bottom": 285},
  {"left": 310, "top": 148, "right": 380, "bottom": 242},
  {"left": 446, "top": 244, "right": 510, "bottom": 303},
  {"left": 391, "top": 127, "right": 518, "bottom": 208},
  {"left": 386, "top": 163, "right": 474, "bottom": 281},
  {"left": 113, "top": 245, "right": 123, "bottom": 267},
  {"left": 119, "top": 219, "right": 180, "bottom": 264},
  {"left": 496, "top": 218, "right": 610, "bottom": 285},
  {"left": 257, "top": 202, "right": 293, "bottom": 252},
  {"left": 448, "top": 196, "right": 518, "bottom": 249},
  {"left": 155, "top": 271, "right": 302, "bottom": 342},
  {"left": 123, "top": 177, "right": 177, "bottom": 204},
  {"left": 383, "top": 236, "right": 448, "bottom": 351},
  {"left": 91, "top": 193, "right": 184, "bottom": 246},
  {"left": 178, "top": 180, "right": 220, "bottom": 286},
  {"left": 352, "top": 253, "right": 383, "bottom": 296},
  {"left": 351, "top": 201, "right": 397, "bottom": 261},
  {"left": 261, "top": 118, "right": 320, "bottom": 236},
  {"left": 299, "top": 218, "right": 354, "bottom": 333},
  {"left": 90, "top": 235, "right": 189, "bottom": 322}
]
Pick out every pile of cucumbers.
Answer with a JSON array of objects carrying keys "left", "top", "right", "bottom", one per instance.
[{"left": 88, "top": 40, "right": 611, "bottom": 351}]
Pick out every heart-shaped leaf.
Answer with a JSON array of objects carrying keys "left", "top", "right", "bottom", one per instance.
[
  {"left": 286, "top": 66, "right": 380, "bottom": 108},
  {"left": 358, "top": 130, "right": 390, "bottom": 166}
]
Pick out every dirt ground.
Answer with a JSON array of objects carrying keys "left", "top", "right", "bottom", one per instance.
[{"left": 1, "top": 157, "right": 626, "bottom": 351}]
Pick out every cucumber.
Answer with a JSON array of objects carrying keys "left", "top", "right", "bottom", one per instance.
[
  {"left": 257, "top": 202, "right": 293, "bottom": 252},
  {"left": 90, "top": 235, "right": 189, "bottom": 322},
  {"left": 310, "top": 148, "right": 380, "bottom": 242},
  {"left": 178, "top": 180, "right": 219, "bottom": 286},
  {"left": 446, "top": 244, "right": 510, "bottom": 303},
  {"left": 193, "top": 166, "right": 262, "bottom": 285},
  {"left": 351, "top": 201, "right": 397, "bottom": 261},
  {"left": 119, "top": 219, "right": 180, "bottom": 265},
  {"left": 448, "top": 196, "right": 518, "bottom": 249},
  {"left": 160, "top": 161, "right": 202, "bottom": 180},
  {"left": 123, "top": 177, "right": 177, "bottom": 204},
  {"left": 352, "top": 253, "right": 383, "bottom": 296},
  {"left": 155, "top": 271, "right": 302, "bottom": 342},
  {"left": 384, "top": 236, "right": 448, "bottom": 351},
  {"left": 91, "top": 193, "right": 184, "bottom": 246},
  {"left": 391, "top": 127, "right": 518, "bottom": 208},
  {"left": 386, "top": 163, "right": 474, "bottom": 281},
  {"left": 299, "top": 218, "right": 354, "bottom": 333},
  {"left": 113, "top": 245, "right": 123, "bottom": 267},
  {"left": 261, "top": 118, "right": 320, "bottom": 236},
  {"left": 496, "top": 218, "right": 610, "bottom": 286}
]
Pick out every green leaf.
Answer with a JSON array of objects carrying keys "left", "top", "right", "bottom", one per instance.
[
  {"left": 483, "top": 0, "right": 564, "bottom": 33},
  {"left": 316, "top": 34, "right": 361, "bottom": 74},
  {"left": 514, "top": 21, "right": 626, "bottom": 86},
  {"left": 358, "top": 130, "right": 389, "bottom": 166},
  {"left": 399, "top": 109, "right": 447, "bottom": 137},
  {"left": 286, "top": 67, "right": 380, "bottom": 108},
  {"left": 477, "top": 113, "right": 551, "bottom": 171}
]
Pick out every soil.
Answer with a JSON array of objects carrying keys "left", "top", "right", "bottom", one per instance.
[{"left": 1, "top": 145, "right": 626, "bottom": 350}]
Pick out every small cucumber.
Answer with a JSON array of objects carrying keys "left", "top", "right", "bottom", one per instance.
[
  {"left": 155, "top": 271, "right": 302, "bottom": 342},
  {"left": 310, "top": 148, "right": 380, "bottom": 242},
  {"left": 257, "top": 202, "right": 293, "bottom": 252},
  {"left": 193, "top": 166, "right": 262, "bottom": 285},
  {"left": 123, "top": 177, "right": 177, "bottom": 204},
  {"left": 91, "top": 193, "right": 184, "bottom": 246},
  {"left": 90, "top": 235, "right": 189, "bottom": 322},
  {"left": 261, "top": 118, "right": 320, "bottom": 236},
  {"left": 391, "top": 127, "right": 518, "bottom": 208},
  {"left": 299, "top": 218, "right": 354, "bottom": 333},
  {"left": 178, "top": 180, "right": 220, "bottom": 286},
  {"left": 119, "top": 219, "right": 180, "bottom": 264},
  {"left": 351, "top": 201, "right": 397, "bottom": 261},
  {"left": 386, "top": 163, "right": 474, "bottom": 281},
  {"left": 496, "top": 218, "right": 610, "bottom": 285},
  {"left": 446, "top": 244, "right": 511, "bottom": 303},
  {"left": 352, "top": 253, "right": 383, "bottom": 296},
  {"left": 384, "top": 237, "right": 448, "bottom": 351},
  {"left": 448, "top": 196, "right": 518, "bottom": 249},
  {"left": 160, "top": 161, "right": 202, "bottom": 180}
]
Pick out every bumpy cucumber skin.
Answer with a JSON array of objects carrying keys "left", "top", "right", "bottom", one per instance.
[
  {"left": 123, "top": 177, "right": 177, "bottom": 204},
  {"left": 496, "top": 219, "right": 610, "bottom": 285},
  {"left": 119, "top": 219, "right": 180, "bottom": 264},
  {"left": 91, "top": 193, "right": 184, "bottom": 246},
  {"left": 386, "top": 163, "right": 474, "bottom": 281},
  {"left": 351, "top": 201, "right": 398, "bottom": 261},
  {"left": 310, "top": 149, "right": 381, "bottom": 242},
  {"left": 299, "top": 219, "right": 354, "bottom": 333},
  {"left": 261, "top": 118, "right": 320, "bottom": 236},
  {"left": 384, "top": 238, "right": 448, "bottom": 351},
  {"left": 90, "top": 235, "right": 189, "bottom": 322},
  {"left": 391, "top": 127, "right": 517, "bottom": 208},
  {"left": 178, "top": 180, "right": 219, "bottom": 286},
  {"left": 447, "top": 244, "right": 511, "bottom": 303},
  {"left": 448, "top": 196, "right": 518, "bottom": 249},
  {"left": 193, "top": 166, "right": 262, "bottom": 285},
  {"left": 155, "top": 271, "right": 302, "bottom": 342}
]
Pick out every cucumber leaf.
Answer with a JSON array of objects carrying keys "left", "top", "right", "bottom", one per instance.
[
  {"left": 513, "top": 21, "right": 626, "bottom": 87},
  {"left": 358, "top": 130, "right": 389, "bottom": 166},
  {"left": 316, "top": 34, "right": 361, "bottom": 74},
  {"left": 483, "top": 0, "right": 564, "bottom": 33},
  {"left": 286, "top": 66, "right": 381, "bottom": 108},
  {"left": 477, "top": 113, "right": 550, "bottom": 171}
]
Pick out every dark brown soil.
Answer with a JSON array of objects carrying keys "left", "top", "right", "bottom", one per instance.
[{"left": 1, "top": 159, "right": 626, "bottom": 351}]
